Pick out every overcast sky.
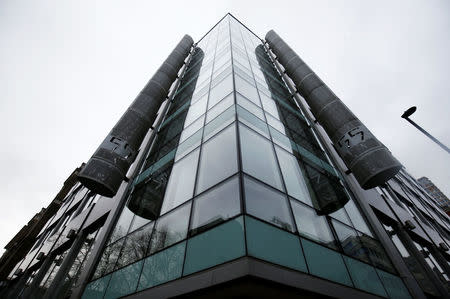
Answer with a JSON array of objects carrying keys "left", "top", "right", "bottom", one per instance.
[{"left": 0, "top": 0, "right": 449, "bottom": 254}]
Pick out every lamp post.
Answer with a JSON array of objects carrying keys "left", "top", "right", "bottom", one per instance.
[{"left": 401, "top": 106, "right": 450, "bottom": 154}]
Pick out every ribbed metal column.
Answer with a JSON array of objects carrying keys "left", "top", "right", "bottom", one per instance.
[
  {"left": 78, "top": 35, "right": 194, "bottom": 197},
  {"left": 265, "top": 30, "right": 402, "bottom": 190}
]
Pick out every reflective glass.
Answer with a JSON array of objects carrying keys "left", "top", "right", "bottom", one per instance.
[
  {"left": 236, "top": 92, "right": 264, "bottom": 118},
  {"left": 174, "top": 129, "right": 202, "bottom": 162},
  {"left": 183, "top": 217, "right": 245, "bottom": 275},
  {"left": 149, "top": 202, "right": 191, "bottom": 254},
  {"left": 129, "top": 214, "right": 151, "bottom": 233},
  {"left": 184, "top": 95, "right": 207, "bottom": 127},
  {"left": 82, "top": 275, "right": 111, "bottom": 299},
  {"left": 377, "top": 269, "right": 411, "bottom": 299},
  {"left": 206, "top": 93, "right": 233, "bottom": 123},
  {"left": 291, "top": 200, "right": 337, "bottom": 249},
  {"left": 246, "top": 216, "right": 306, "bottom": 272},
  {"left": 344, "top": 256, "right": 388, "bottom": 297},
  {"left": 104, "top": 261, "right": 142, "bottom": 299},
  {"left": 190, "top": 176, "right": 240, "bottom": 236},
  {"left": 260, "top": 93, "right": 280, "bottom": 118},
  {"left": 332, "top": 220, "right": 370, "bottom": 263},
  {"left": 92, "top": 239, "right": 125, "bottom": 279},
  {"left": 235, "top": 75, "right": 260, "bottom": 106},
  {"left": 244, "top": 176, "right": 294, "bottom": 232},
  {"left": 203, "top": 105, "right": 235, "bottom": 141},
  {"left": 109, "top": 206, "right": 134, "bottom": 243},
  {"left": 208, "top": 75, "right": 233, "bottom": 109},
  {"left": 160, "top": 148, "right": 199, "bottom": 214},
  {"left": 179, "top": 115, "right": 204, "bottom": 143},
  {"left": 237, "top": 106, "right": 269, "bottom": 138},
  {"left": 138, "top": 242, "right": 186, "bottom": 291},
  {"left": 358, "top": 234, "right": 395, "bottom": 273},
  {"left": 275, "top": 147, "right": 312, "bottom": 205},
  {"left": 344, "top": 200, "right": 372, "bottom": 236},
  {"left": 196, "top": 123, "right": 238, "bottom": 193},
  {"left": 301, "top": 238, "right": 352, "bottom": 286},
  {"left": 239, "top": 124, "right": 283, "bottom": 190},
  {"left": 115, "top": 223, "right": 154, "bottom": 269},
  {"left": 266, "top": 113, "right": 286, "bottom": 134}
]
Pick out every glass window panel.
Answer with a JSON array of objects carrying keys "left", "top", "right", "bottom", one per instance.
[
  {"left": 246, "top": 216, "right": 306, "bottom": 272},
  {"left": 269, "top": 126, "right": 294, "bottom": 152},
  {"left": 301, "top": 238, "right": 352, "bottom": 286},
  {"left": 208, "top": 75, "right": 233, "bottom": 109},
  {"left": 344, "top": 256, "right": 388, "bottom": 297},
  {"left": 266, "top": 113, "right": 286, "bottom": 134},
  {"left": 239, "top": 124, "right": 283, "bottom": 190},
  {"left": 82, "top": 275, "right": 111, "bottom": 299},
  {"left": 179, "top": 115, "right": 204, "bottom": 143},
  {"left": 237, "top": 106, "right": 269, "bottom": 138},
  {"left": 211, "top": 65, "right": 232, "bottom": 87},
  {"left": 344, "top": 200, "right": 373, "bottom": 236},
  {"left": 196, "top": 124, "right": 238, "bottom": 194},
  {"left": 377, "top": 269, "right": 411, "bottom": 299},
  {"left": 236, "top": 92, "right": 263, "bottom": 117},
  {"left": 190, "top": 176, "right": 240, "bottom": 236},
  {"left": 235, "top": 74, "right": 260, "bottom": 106},
  {"left": 358, "top": 234, "right": 395, "bottom": 273},
  {"left": 206, "top": 92, "right": 233, "bottom": 123},
  {"left": 332, "top": 220, "right": 370, "bottom": 263},
  {"left": 203, "top": 105, "right": 235, "bottom": 142},
  {"left": 260, "top": 93, "right": 280, "bottom": 118},
  {"left": 174, "top": 129, "right": 202, "bottom": 162},
  {"left": 183, "top": 217, "right": 245, "bottom": 276},
  {"left": 138, "top": 241, "right": 185, "bottom": 291},
  {"left": 115, "top": 223, "right": 154, "bottom": 269},
  {"left": 149, "top": 202, "right": 191, "bottom": 255},
  {"left": 103, "top": 261, "right": 142, "bottom": 299},
  {"left": 329, "top": 205, "right": 352, "bottom": 226},
  {"left": 109, "top": 206, "right": 134, "bottom": 243},
  {"left": 275, "top": 147, "right": 312, "bottom": 205},
  {"left": 92, "top": 239, "right": 125, "bottom": 279},
  {"left": 184, "top": 95, "right": 207, "bottom": 127},
  {"left": 291, "top": 200, "right": 337, "bottom": 249},
  {"left": 244, "top": 176, "right": 294, "bottom": 232},
  {"left": 160, "top": 149, "right": 199, "bottom": 214}
]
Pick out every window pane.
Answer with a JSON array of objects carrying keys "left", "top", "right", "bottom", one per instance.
[
  {"left": 129, "top": 214, "right": 151, "bottom": 233},
  {"left": 203, "top": 105, "right": 235, "bottom": 142},
  {"left": 206, "top": 92, "right": 233, "bottom": 123},
  {"left": 109, "top": 206, "right": 134, "bottom": 243},
  {"left": 235, "top": 75, "right": 260, "bottom": 106},
  {"left": 190, "top": 176, "right": 240, "bottom": 236},
  {"left": 138, "top": 242, "right": 185, "bottom": 291},
  {"left": 82, "top": 275, "right": 111, "bottom": 299},
  {"left": 196, "top": 123, "right": 238, "bottom": 193},
  {"left": 184, "top": 95, "right": 207, "bottom": 127},
  {"left": 236, "top": 92, "right": 263, "bottom": 118},
  {"left": 183, "top": 217, "right": 245, "bottom": 275},
  {"left": 237, "top": 106, "right": 269, "bottom": 138},
  {"left": 161, "top": 148, "right": 199, "bottom": 215},
  {"left": 246, "top": 216, "right": 306, "bottom": 272},
  {"left": 377, "top": 269, "right": 411, "bottom": 299},
  {"left": 275, "top": 147, "right": 312, "bottom": 205},
  {"left": 179, "top": 115, "right": 204, "bottom": 143},
  {"left": 344, "top": 256, "right": 388, "bottom": 297},
  {"left": 266, "top": 113, "right": 286, "bottom": 134},
  {"left": 332, "top": 220, "right": 370, "bottom": 263},
  {"left": 301, "top": 238, "right": 352, "bottom": 286},
  {"left": 92, "top": 239, "right": 125, "bottom": 279},
  {"left": 260, "top": 93, "right": 280, "bottom": 118},
  {"left": 149, "top": 202, "right": 191, "bottom": 255},
  {"left": 244, "top": 176, "right": 294, "bottom": 232},
  {"left": 208, "top": 75, "right": 233, "bottom": 109},
  {"left": 291, "top": 200, "right": 337, "bottom": 249},
  {"left": 103, "top": 260, "right": 142, "bottom": 299},
  {"left": 344, "top": 200, "right": 373, "bottom": 236},
  {"left": 239, "top": 124, "right": 283, "bottom": 190},
  {"left": 115, "top": 223, "right": 154, "bottom": 269}
]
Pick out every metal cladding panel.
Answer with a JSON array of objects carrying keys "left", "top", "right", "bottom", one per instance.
[
  {"left": 78, "top": 35, "right": 194, "bottom": 197},
  {"left": 265, "top": 30, "right": 402, "bottom": 190}
]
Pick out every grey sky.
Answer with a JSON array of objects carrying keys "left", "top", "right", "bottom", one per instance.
[{"left": 0, "top": 0, "right": 449, "bottom": 255}]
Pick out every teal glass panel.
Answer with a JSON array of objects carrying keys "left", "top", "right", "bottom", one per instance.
[
  {"left": 206, "top": 92, "right": 233, "bottom": 123},
  {"left": 237, "top": 105, "right": 269, "bottom": 138},
  {"left": 377, "top": 269, "right": 411, "bottom": 299},
  {"left": 138, "top": 242, "right": 186, "bottom": 291},
  {"left": 344, "top": 256, "right": 388, "bottom": 297},
  {"left": 236, "top": 92, "right": 264, "bottom": 119},
  {"left": 203, "top": 105, "right": 235, "bottom": 142},
  {"left": 115, "top": 222, "right": 153, "bottom": 269},
  {"left": 103, "top": 261, "right": 142, "bottom": 299},
  {"left": 245, "top": 216, "right": 306, "bottom": 272},
  {"left": 183, "top": 217, "right": 245, "bottom": 275},
  {"left": 301, "top": 239, "right": 352, "bottom": 286},
  {"left": 81, "top": 275, "right": 111, "bottom": 299}
]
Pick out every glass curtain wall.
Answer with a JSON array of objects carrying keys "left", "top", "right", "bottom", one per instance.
[{"left": 82, "top": 15, "right": 411, "bottom": 299}]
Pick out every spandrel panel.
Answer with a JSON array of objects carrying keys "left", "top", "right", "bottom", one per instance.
[
  {"left": 236, "top": 92, "right": 264, "bottom": 119},
  {"left": 206, "top": 92, "right": 233, "bottom": 123},
  {"left": 235, "top": 75, "right": 260, "bottom": 106},
  {"left": 149, "top": 202, "right": 191, "bottom": 255},
  {"left": 103, "top": 260, "right": 143, "bottom": 299},
  {"left": 291, "top": 200, "right": 337, "bottom": 249},
  {"left": 203, "top": 105, "right": 235, "bottom": 142},
  {"left": 344, "top": 256, "right": 388, "bottom": 297},
  {"left": 179, "top": 115, "right": 204, "bottom": 143},
  {"left": 244, "top": 176, "right": 294, "bottom": 232},
  {"left": 275, "top": 146, "right": 312, "bottom": 205},
  {"left": 160, "top": 148, "right": 199, "bottom": 215},
  {"left": 237, "top": 106, "right": 269, "bottom": 138},
  {"left": 208, "top": 75, "right": 233, "bottom": 109},
  {"left": 246, "top": 216, "right": 306, "bottom": 272},
  {"left": 239, "top": 124, "right": 283, "bottom": 190},
  {"left": 190, "top": 175, "right": 240, "bottom": 236},
  {"left": 196, "top": 123, "right": 238, "bottom": 194}
]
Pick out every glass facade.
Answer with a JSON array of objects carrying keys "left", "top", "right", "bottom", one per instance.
[{"left": 83, "top": 15, "right": 410, "bottom": 299}]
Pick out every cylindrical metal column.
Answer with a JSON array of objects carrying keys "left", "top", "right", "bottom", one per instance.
[
  {"left": 78, "top": 35, "right": 194, "bottom": 197},
  {"left": 265, "top": 30, "right": 402, "bottom": 190}
]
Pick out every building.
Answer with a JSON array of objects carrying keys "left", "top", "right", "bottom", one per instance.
[
  {"left": 1, "top": 14, "right": 449, "bottom": 299},
  {"left": 418, "top": 177, "right": 450, "bottom": 215}
]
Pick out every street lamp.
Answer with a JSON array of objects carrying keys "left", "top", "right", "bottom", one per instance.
[{"left": 401, "top": 106, "right": 450, "bottom": 154}]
